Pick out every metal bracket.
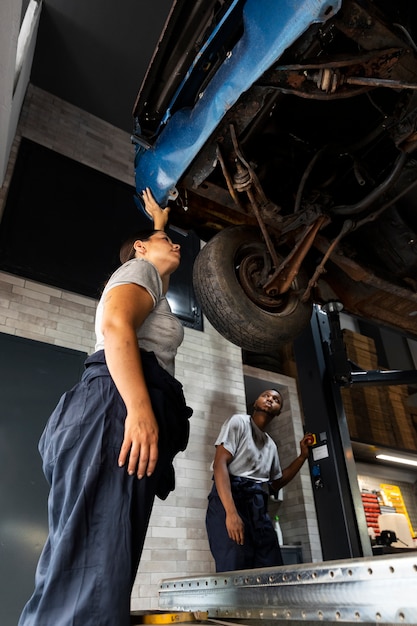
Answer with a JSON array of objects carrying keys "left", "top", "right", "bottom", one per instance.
[{"left": 322, "top": 302, "right": 417, "bottom": 387}]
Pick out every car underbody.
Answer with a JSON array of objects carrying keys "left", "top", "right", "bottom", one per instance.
[{"left": 133, "top": 0, "right": 417, "bottom": 351}]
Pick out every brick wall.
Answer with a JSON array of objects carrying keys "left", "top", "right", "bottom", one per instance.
[
  {"left": 0, "top": 84, "right": 320, "bottom": 611},
  {"left": 0, "top": 272, "right": 97, "bottom": 351}
]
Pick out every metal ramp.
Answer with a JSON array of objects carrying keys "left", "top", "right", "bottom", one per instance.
[{"left": 154, "top": 553, "right": 417, "bottom": 625}]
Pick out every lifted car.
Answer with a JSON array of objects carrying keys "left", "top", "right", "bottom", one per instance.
[{"left": 132, "top": 0, "right": 417, "bottom": 352}]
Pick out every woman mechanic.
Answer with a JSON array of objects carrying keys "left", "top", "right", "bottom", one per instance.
[{"left": 18, "top": 188, "right": 192, "bottom": 626}]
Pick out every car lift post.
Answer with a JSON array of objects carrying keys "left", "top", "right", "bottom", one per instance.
[{"left": 293, "top": 303, "right": 417, "bottom": 561}]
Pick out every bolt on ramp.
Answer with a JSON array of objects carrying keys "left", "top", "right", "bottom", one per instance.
[{"left": 149, "top": 552, "right": 417, "bottom": 625}]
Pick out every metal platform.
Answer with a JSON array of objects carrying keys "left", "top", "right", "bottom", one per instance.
[{"left": 157, "top": 553, "right": 417, "bottom": 625}]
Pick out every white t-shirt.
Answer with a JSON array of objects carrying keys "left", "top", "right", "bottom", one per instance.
[
  {"left": 94, "top": 258, "right": 184, "bottom": 376},
  {"left": 214, "top": 413, "right": 282, "bottom": 483}
]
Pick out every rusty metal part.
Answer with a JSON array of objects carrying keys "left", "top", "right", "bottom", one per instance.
[
  {"left": 311, "top": 68, "right": 417, "bottom": 93},
  {"left": 314, "top": 233, "right": 417, "bottom": 299},
  {"left": 216, "top": 144, "right": 244, "bottom": 210},
  {"left": 301, "top": 219, "right": 354, "bottom": 302},
  {"left": 228, "top": 125, "right": 282, "bottom": 271},
  {"left": 258, "top": 47, "right": 413, "bottom": 99},
  {"left": 227, "top": 125, "right": 331, "bottom": 298},
  {"left": 313, "top": 235, "right": 417, "bottom": 338},
  {"left": 312, "top": 240, "right": 417, "bottom": 338},
  {"left": 244, "top": 187, "right": 282, "bottom": 272},
  {"left": 264, "top": 216, "right": 328, "bottom": 296},
  {"left": 222, "top": 125, "right": 335, "bottom": 299},
  {"left": 335, "top": 0, "right": 417, "bottom": 85},
  {"left": 229, "top": 124, "right": 268, "bottom": 205}
]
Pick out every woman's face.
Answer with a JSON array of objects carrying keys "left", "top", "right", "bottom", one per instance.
[{"left": 135, "top": 231, "right": 181, "bottom": 273}]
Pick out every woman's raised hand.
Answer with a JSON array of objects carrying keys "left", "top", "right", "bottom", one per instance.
[{"left": 141, "top": 187, "right": 170, "bottom": 230}]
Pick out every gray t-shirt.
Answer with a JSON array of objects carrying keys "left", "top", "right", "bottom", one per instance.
[
  {"left": 214, "top": 413, "right": 282, "bottom": 483},
  {"left": 94, "top": 258, "right": 184, "bottom": 376}
]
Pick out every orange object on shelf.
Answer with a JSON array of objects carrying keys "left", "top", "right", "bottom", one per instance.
[{"left": 361, "top": 491, "right": 381, "bottom": 536}]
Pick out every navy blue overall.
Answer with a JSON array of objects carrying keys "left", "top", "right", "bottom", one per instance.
[
  {"left": 18, "top": 349, "right": 191, "bottom": 626},
  {"left": 206, "top": 476, "right": 283, "bottom": 572}
]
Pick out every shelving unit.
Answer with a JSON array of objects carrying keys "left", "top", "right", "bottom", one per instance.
[{"left": 361, "top": 491, "right": 381, "bottom": 538}]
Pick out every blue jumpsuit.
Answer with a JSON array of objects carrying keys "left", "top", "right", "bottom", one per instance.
[
  {"left": 206, "top": 476, "right": 283, "bottom": 572},
  {"left": 18, "top": 349, "right": 191, "bottom": 626}
]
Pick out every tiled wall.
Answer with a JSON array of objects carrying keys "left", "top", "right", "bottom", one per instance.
[
  {"left": 0, "top": 84, "right": 320, "bottom": 611},
  {"left": 132, "top": 324, "right": 248, "bottom": 608},
  {"left": 0, "top": 272, "right": 97, "bottom": 351}
]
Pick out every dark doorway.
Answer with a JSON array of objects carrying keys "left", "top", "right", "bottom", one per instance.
[{"left": 0, "top": 333, "right": 87, "bottom": 626}]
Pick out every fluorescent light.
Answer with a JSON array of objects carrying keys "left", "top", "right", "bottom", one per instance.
[{"left": 376, "top": 454, "right": 417, "bottom": 467}]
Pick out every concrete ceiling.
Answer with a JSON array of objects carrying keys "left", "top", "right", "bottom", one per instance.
[
  {"left": 29, "top": 0, "right": 174, "bottom": 133},
  {"left": 0, "top": 0, "right": 174, "bottom": 187}
]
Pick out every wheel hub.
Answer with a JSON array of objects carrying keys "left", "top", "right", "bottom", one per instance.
[{"left": 238, "top": 254, "right": 297, "bottom": 314}]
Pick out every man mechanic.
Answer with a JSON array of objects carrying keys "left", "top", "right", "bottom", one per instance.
[{"left": 206, "top": 388, "right": 312, "bottom": 572}]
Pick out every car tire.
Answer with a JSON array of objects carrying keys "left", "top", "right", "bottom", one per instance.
[{"left": 192, "top": 225, "right": 313, "bottom": 352}]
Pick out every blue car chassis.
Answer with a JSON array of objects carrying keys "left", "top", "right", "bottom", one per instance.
[{"left": 133, "top": 0, "right": 342, "bottom": 209}]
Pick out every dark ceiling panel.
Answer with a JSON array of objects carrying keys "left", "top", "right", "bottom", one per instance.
[{"left": 30, "top": 0, "right": 174, "bottom": 132}]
